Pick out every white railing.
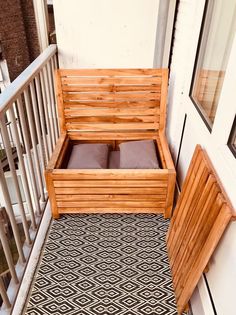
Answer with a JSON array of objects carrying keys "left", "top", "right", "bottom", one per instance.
[{"left": 0, "top": 44, "right": 58, "bottom": 312}]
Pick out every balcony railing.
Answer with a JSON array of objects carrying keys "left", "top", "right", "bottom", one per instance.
[{"left": 0, "top": 44, "right": 58, "bottom": 313}]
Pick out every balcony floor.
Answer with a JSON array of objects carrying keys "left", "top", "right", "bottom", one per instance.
[{"left": 24, "top": 213, "right": 178, "bottom": 315}]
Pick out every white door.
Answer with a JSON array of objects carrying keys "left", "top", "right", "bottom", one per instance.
[{"left": 168, "top": 0, "right": 236, "bottom": 314}]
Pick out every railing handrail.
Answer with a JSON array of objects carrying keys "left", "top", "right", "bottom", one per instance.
[{"left": 0, "top": 44, "right": 57, "bottom": 114}]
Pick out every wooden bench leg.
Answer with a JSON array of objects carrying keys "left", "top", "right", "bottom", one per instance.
[
  {"left": 45, "top": 170, "right": 59, "bottom": 219},
  {"left": 165, "top": 171, "right": 176, "bottom": 218}
]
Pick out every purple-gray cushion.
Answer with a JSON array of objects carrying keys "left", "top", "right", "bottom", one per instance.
[
  {"left": 109, "top": 151, "right": 120, "bottom": 169},
  {"left": 67, "top": 143, "right": 109, "bottom": 169},
  {"left": 119, "top": 140, "right": 160, "bottom": 169}
]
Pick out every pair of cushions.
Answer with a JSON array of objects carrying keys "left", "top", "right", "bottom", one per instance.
[{"left": 67, "top": 140, "right": 160, "bottom": 169}]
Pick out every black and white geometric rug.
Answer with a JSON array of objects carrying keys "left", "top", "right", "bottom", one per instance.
[{"left": 24, "top": 214, "right": 179, "bottom": 315}]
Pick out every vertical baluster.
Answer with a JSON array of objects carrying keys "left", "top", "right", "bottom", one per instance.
[
  {"left": 13, "top": 103, "right": 24, "bottom": 145},
  {"left": 47, "top": 61, "right": 59, "bottom": 139},
  {"left": 29, "top": 81, "right": 46, "bottom": 170},
  {"left": 17, "top": 98, "right": 41, "bottom": 215},
  {"left": 35, "top": 76, "right": 49, "bottom": 164},
  {"left": 23, "top": 89, "right": 45, "bottom": 203},
  {"left": 9, "top": 107, "right": 37, "bottom": 230},
  {"left": 53, "top": 54, "right": 58, "bottom": 70},
  {"left": 0, "top": 118, "right": 31, "bottom": 245},
  {"left": 0, "top": 217, "right": 19, "bottom": 284},
  {"left": 39, "top": 71, "right": 53, "bottom": 156},
  {"left": 0, "top": 276, "right": 11, "bottom": 309},
  {"left": 0, "top": 160, "right": 25, "bottom": 263},
  {"left": 50, "top": 57, "right": 60, "bottom": 135},
  {"left": 42, "top": 66, "right": 56, "bottom": 148}
]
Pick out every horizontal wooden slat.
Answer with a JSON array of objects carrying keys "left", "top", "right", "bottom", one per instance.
[
  {"left": 55, "top": 187, "right": 167, "bottom": 195},
  {"left": 63, "top": 92, "right": 160, "bottom": 101},
  {"left": 59, "top": 207, "right": 165, "bottom": 213},
  {"left": 54, "top": 180, "right": 168, "bottom": 188},
  {"left": 56, "top": 194, "right": 167, "bottom": 201},
  {"left": 62, "top": 77, "right": 161, "bottom": 85},
  {"left": 64, "top": 108, "right": 159, "bottom": 116},
  {"left": 59, "top": 68, "right": 163, "bottom": 76},
  {"left": 57, "top": 201, "right": 166, "bottom": 208},
  {"left": 65, "top": 116, "right": 157, "bottom": 123},
  {"left": 66, "top": 122, "right": 159, "bottom": 131},
  {"left": 52, "top": 169, "right": 168, "bottom": 180},
  {"left": 62, "top": 85, "right": 161, "bottom": 92},
  {"left": 64, "top": 100, "right": 160, "bottom": 108},
  {"left": 68, "top": 131, "right": 159, "bottom": 140}
]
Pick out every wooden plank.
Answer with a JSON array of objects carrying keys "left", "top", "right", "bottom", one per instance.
[
  {"left": 45, "top": 171, "right": 59, "bottom": 219},
  {"left": 59, "top": 68, "right": 163, "bottom": 76},
  {"left": 65, "top": 122, "right": 159, "bottom": 131},
  {"left": 159, "top": 69, "right": 168, "bottom": 131},
  {"left": 46, "top": 133, "right": 68, "bottom": 170},
  {"left": 63, "top": 92, "right": 160, "bottom": 101},
  {"left": 166, "top": 145, "right": 202, "bottom": 247},
  {"left": 65, "top": 116, "right": 156, "bottom": 123},
  {"left": 52, "top": 169, "right": 168, "bottom": 179},
  {"left": 165, "top": 170, "right": 176, "bottom": 218},
  {"left": 68, "top": 131, "right": 159, "bottom": 140},
  {"left": 63, "top": 100, "right": 160, "bottom": 108},
  {"left": 56, "top": 194, "right": 167, "bottom": 201},
  {"left": 57, "top": 201, "right": 166, "bottom": 208},
  {"left": 53, "top": 180, "right": 168, "bottom": 188},
  {"left": 55, "top": 70, "right": 66, "bottom": 133},
  {"left": 59, "top": 207, "right": 165, "bottom": 213},
  {"left": 62, "top": 85, "right": 161, "bottom": 92},
  {"left": 159, "top": 131, "right": 175, "bottom": 169},
  {"left": 54, "top": 187, "right": 167, "bottom": 195},
  {"left": 61, "top": 77, "right": 161, "bottom": 85},
  {"left": 64, "top": 108, "right": 159, "bottom": 116}
]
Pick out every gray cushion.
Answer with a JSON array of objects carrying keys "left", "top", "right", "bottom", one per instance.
[
  {"left": 109, "top": 151, "right": 120, "bottom": 169},
  {"left": 67, "top": 143, "right": 109, "bottom": 169},
  {"left": 119, "top": 140, "right": 160, "bottom": 169}
]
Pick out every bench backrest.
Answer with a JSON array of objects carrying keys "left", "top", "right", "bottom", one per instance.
[{"left": 55, "top": 69, "right": 168, "bottom": 139}]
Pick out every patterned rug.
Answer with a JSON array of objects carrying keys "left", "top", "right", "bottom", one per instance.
[{"left": 24, "top": 214, "right": 178, "bottom": 315}]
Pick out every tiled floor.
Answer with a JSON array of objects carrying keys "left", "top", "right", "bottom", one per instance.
[{"left": 24, "top": 214, "right": 179, "bottom": 315}]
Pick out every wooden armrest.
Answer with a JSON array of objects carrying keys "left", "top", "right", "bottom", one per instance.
[
  {"left": 46, "top": 133, "right": 68, "bottom": 171},
  {"left": 159, "top": 131, "right": 175, "bottom": 170}
]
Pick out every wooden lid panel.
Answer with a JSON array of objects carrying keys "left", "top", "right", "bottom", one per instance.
[{"left": 56, "top": 69, "right": 168, "bottom": 135}]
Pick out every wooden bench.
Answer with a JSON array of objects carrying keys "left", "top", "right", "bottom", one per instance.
[{"left": 45, "top": 69, "right": 176, "bottom": 218}]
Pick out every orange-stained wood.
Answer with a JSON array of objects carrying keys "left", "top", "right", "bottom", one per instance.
[
  {"left": 167, "top": 145, "right": 235, "bottom": 314},
  {"left": 45, "top": 68, "right": 176, "bottom": 219}
]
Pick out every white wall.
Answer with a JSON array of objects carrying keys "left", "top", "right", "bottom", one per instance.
[
  {"left": 53, "top": 0, "right": 159, "bottom": 68},
  {"left": 168, "top": 0, "right": 236, "bottom": 314}
]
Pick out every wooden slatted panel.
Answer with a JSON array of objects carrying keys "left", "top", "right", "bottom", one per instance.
[
  {"left": 52, "top": 170, "right": 169, "bottom": 214},
  {"left": 56, "top": 69, "right": 168, "bottom": 135},
  {"left": 167, "top": 145, "right": 235, "bottom": 314}
]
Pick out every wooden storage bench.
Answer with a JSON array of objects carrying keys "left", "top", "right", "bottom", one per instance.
[{"left": 45, "top": 69, "right": 176, "bottom": 219}]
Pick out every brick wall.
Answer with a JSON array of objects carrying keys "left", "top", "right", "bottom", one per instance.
[
  {"left": 20, "top": 0, "right": 40, "bottom": 62},
  {"left": 0, "top": 0, "right": 40, "bottom": 81}
]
